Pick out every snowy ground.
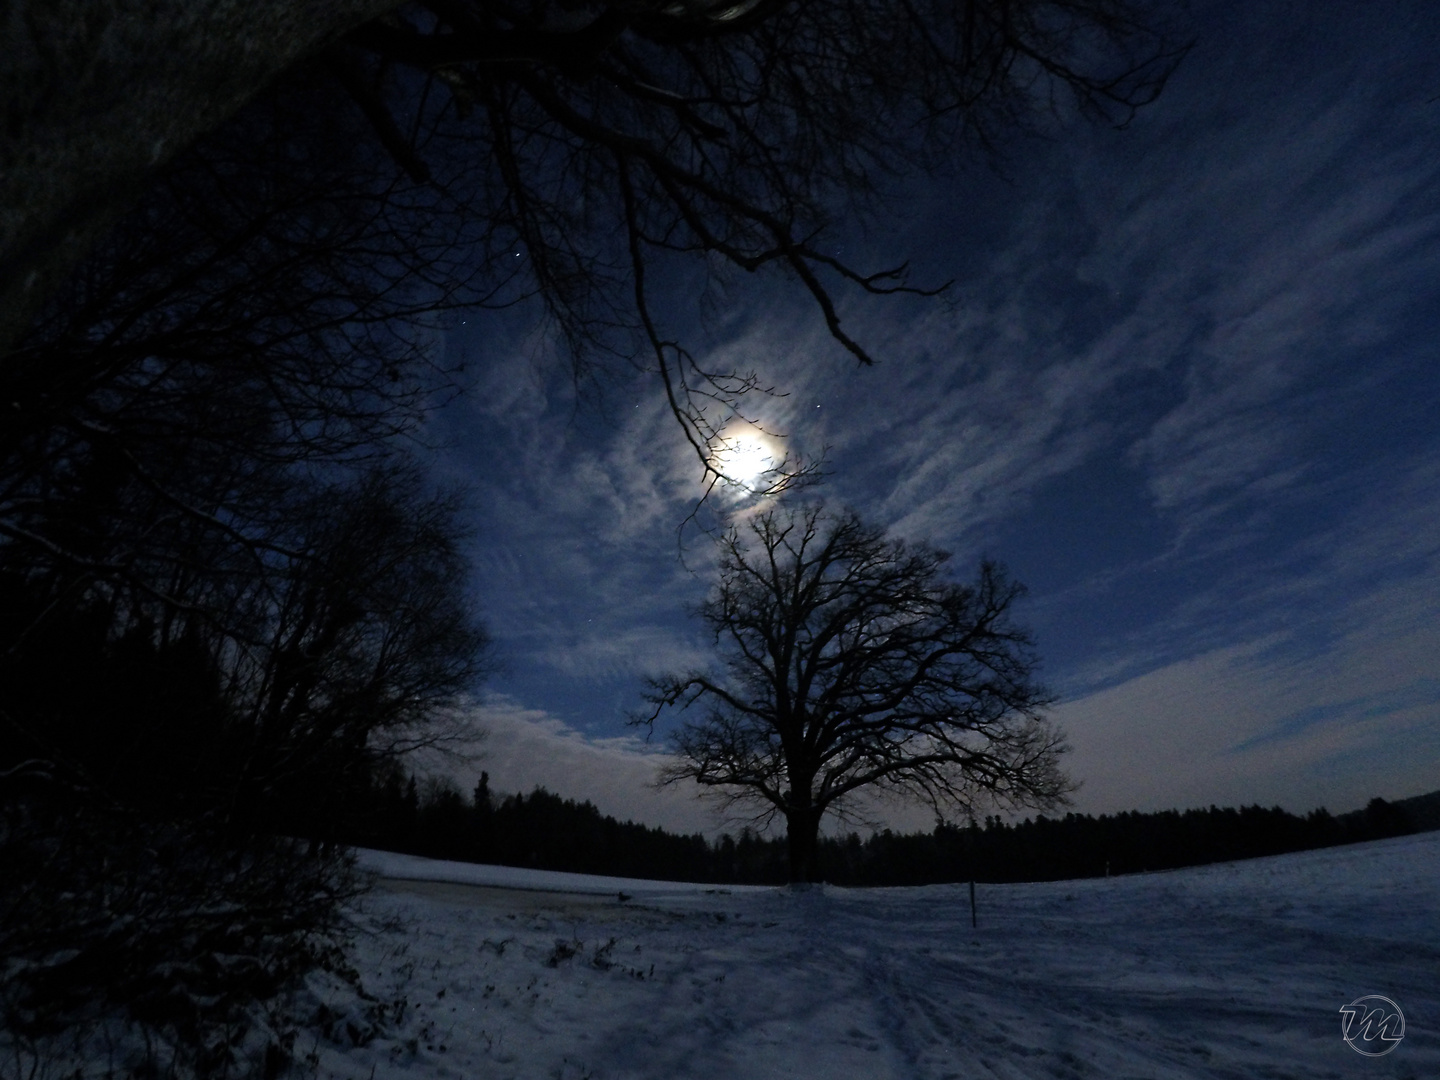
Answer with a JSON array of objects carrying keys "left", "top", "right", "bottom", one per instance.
[{"left": 291, "top": 831, "right": 1440, "bottom": 1080}]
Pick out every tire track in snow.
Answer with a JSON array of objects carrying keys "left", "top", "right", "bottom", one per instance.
[{"left": 319, "top": 833, "right": 1439, "bottom": 1080}]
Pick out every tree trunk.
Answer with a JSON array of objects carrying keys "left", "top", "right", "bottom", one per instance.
[
  {"left": 0, "top": 0, "right": 401, "bottom": 358},
  {"left": 784, "top": 807, "right": 822, "bottom": 885}
]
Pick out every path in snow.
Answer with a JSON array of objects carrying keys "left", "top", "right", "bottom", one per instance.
[{"left": 308, "top": 832, "right": 1439, "bottom": 1079}]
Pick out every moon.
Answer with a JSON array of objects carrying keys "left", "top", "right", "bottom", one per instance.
[{"left": 712, "top": 425, "right": 780, "bottom": 488}]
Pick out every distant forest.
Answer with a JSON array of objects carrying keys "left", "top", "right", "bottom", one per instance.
[{"left": 331, "top": 772, "right": 1440, "bottom": 887}]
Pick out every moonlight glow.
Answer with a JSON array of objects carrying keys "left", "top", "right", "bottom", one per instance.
[{"left": 712, "top": 426, "right": 780, "bottom": 488}]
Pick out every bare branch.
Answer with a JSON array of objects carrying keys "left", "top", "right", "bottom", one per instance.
[{"left": 641, "top": 501, "right": 1070, "bottom": 882}]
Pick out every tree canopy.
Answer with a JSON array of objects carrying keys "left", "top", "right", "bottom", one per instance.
[
  {"left": 3, "top": 0, "right": 1186, "bottom": 484},
  {"left": 641, "top": 503, "right": 1070, "bottom": 881}
]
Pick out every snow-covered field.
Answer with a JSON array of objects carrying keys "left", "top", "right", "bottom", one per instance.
[{"left": 296, "top": 831, "right": 1440, "bottom": 1079}]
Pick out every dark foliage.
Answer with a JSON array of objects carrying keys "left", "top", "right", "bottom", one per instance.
[
  {"left": 2, "top": 26, "right": 480, "bottom": 1080},
  {"left": 3, "top": 0, "right": 1189, "bottom": 489},
  {"left": 344, "top": 772, "right": 735, "bottom": 883},
  {"left": 346, "top": 772, "right": 1436, "bottom": 888},
  {"left": 0, "top": 799, "right": 362, "bottom": 1076},
  {"left": 0, "top": 791, "right": 365, "bottom": 1079},
  {"left": 0, "top": 462, "right": 487, "bottom": 830},
  {"left": 0, "top": 465, "right": 484, "bottom": 1076},
  {"left": 2, "top": 65, "right": 494, "bottom": 609},
  {"left": 1, "top": 91, "right": 488, "bottom": 1072}
]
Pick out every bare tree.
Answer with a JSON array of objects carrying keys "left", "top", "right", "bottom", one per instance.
[
  {"left": 0, "top": 459, "right": 487, "bottom": 1078},
  {"left": 225, "top": 462, "right": 492, "bottom": 834},
  {"left": 0, "top": 99, "right": 493, "bottom": 809},
  {"left": 0, "top": 457, "right": 489, "bottom": 825},
  {"left": 3, "top": 0, "right": 1187, "bottom": 484},
  {"left": 0, "top": 55, "right": 524, "bottom": 639},
  {"left": 641, "top": 503, "right": 1071, "bottom": 882}
]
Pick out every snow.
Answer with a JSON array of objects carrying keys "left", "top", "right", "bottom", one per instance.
[
  {"left": 352, "top": 848, "right": 773, "bottom": 896},
  {"left": 310, "top": 831, "right": 1440, "bottom": 1079}
]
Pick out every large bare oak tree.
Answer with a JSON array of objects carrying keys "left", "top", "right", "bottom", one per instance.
[{"left": 641, "top": 504, "right": 1071, "bottom": 882}]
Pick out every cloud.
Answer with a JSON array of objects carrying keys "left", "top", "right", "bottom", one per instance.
[
  {"left": 533, "top": 625, "right": 711, "bottom": 684},
  {"left": 420, "top": 696, "right": 725, "bottom": 836},
  {"left": 1058, "top": 568, "right": 1440, "bottom": 818},
  {"left": 1056, "top": 454, "right": 1440, "bottom": 697},
  {"left": 1089, "top": 79, "right": 1440, "bottom": 543}
]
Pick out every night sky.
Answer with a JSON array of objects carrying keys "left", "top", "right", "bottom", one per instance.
[{"left": 428, "top": 0, "right": 1440, "bottom": 835}]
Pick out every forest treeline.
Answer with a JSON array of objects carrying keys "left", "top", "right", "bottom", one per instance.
[{"left": 337, "top": 772, "right": 1440, "bottom": 887}]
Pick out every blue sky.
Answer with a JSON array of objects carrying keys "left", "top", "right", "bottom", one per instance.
[{"left": 428, "top": 0, "right": 1440, "bottom": 834}]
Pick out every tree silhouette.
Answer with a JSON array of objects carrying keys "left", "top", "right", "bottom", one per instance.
[
  {"left": 0, "top": 457, "right": 487, "bottom": 1074},
  {"left": 4, "top": 0, "right": 1187, "bottom": 481},
  {"left": 641, "top": 503, "right": 1069, "bottom": 882}
]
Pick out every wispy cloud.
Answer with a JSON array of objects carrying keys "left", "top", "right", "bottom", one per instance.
[
  {"left": 426, "top": 696, "right": 722, "bottom": 835},
  {"left": 1057, "top": 454, "right": 1440, "bottom": 694},
  {"left": 1058, "top": 601, "right": 1440, "bottom": 818},
  {"left": 533, "top": 625, "right": 711, "bottom": 684}
]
